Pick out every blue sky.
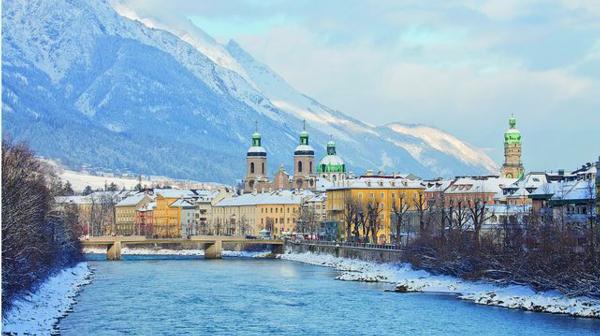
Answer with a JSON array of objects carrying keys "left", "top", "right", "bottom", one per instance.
[{"left": 117, "top": 0, "right": 600, "bottom": 171}]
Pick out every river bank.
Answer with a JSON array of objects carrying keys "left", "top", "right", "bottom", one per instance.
[
  {"left": 280, "top": 251, "right": 600, "bottom": 319},
  {"left": 82, "top": 247, "right": 272, "bottom": 258},
  {"left": 1, "top": 263, "right": 92, "bottom": 335}
]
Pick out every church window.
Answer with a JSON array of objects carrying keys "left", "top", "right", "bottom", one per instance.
[
  {"left": 262, "top": 162, "right": 265, "bottom": 174},
  {"left": 310, "top": 162, "right": 313, "bottom": 173},
  {"left": 298, "top": 161, "right": 303, "bottom": 173},
  {"left": 250, "top": 162, "right": 255, "bottom": 174}
]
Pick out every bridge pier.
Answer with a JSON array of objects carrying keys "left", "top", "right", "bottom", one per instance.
[
  {"left": 107, "top": 241, "right": 122, "bottom": 261},
  {"left": 272, "top": 244, "right": 284, "bottom": 255},
  {"left": 205, "top": 240, "right": 222, "bottom": 259}
]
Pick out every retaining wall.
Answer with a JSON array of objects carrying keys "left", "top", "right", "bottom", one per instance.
[{"left": 286, "top": 242, "right": 403, "bottom": 263}]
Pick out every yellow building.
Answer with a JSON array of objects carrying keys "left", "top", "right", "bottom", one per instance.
[
  {"left": 326, "top": 176, "right": 424, "bottom": 244},
  {"left": 153, "top": 189, "right": 195, "bottom": 238},
  {"left": 115, "top": 193, "right": 152, "bottom": 235},
  {"left": 213, "top": 190, "right": 309, "bottom": 238}
]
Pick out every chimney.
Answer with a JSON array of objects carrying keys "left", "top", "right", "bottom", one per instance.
[{"left": 558, "top": 169, "right": 564, "bottom": 176}]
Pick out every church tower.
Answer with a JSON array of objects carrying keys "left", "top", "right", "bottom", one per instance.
[
  {"left": 501, "top": 115, "right": 524, "bottom": 179},
  {"left": 244, "top": 125, "right": 269, "bottom": 193},
  {"left": 293, "top": 121, "right": 316, "bottom": 190}
]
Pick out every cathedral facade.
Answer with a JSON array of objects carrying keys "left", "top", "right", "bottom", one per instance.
[{"left": 243, "top": 124, "right": 345, "bottom": 193}]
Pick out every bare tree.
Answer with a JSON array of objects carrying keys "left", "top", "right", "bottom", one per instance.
[
  {"left": 341, "top": 194, "right": 361, "bottom": 241},
  {"left": 413, "top": 193, "right": 427, "bottom": 236},
  {"left": 366, "top": 201, "right": 384, "bottom": 244},
  {"left": 467, "top": 197, "right": 494, "bottom": 249},
  {"left": 392, "top": 193, "right": 409, "bottom": 246},
  {"left": 2, "top": 140, "right": 81, "bottom": 311}
]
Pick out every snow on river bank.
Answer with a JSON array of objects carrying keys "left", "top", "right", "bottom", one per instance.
[
  {"left": 83, "top": 247, "right": 272, "bottom": 258},
  {"left": 2, "top": 263, "right": 92, "bottom": 335},
  {"left": 281, "top": 252, "right": 600, "bottom": 319}
]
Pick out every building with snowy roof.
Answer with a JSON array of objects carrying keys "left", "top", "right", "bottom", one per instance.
[
  {"left": 213, "top": 190, "right": 313, "bottom": 238},
  {"left": 115, "top": 193, "right": 153, "bottom": 235},
  {"left": 529, "top": 159, "right": 598, "bottom": 225},
  {"left": 325, "top": 175, "right": 425, "bottom": 244}
]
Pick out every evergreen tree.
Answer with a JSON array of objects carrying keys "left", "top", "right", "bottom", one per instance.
[
  {"left": 82, "top": 185, "right": 93, "bottom": 196},
  {"left": 107, "top": 182, "right": 118, "bottom": 192},
  {"left": 63, "top": 181, "right": 74, "bottom": 196}
]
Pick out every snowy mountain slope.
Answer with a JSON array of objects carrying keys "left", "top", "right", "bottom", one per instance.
[
  {"left": 384, "top": 123, "right": 499, "bottom": 174},
  {"left": 224, "top": 40, "right": 498, "bottom": 175},
  {"left": 2, "top": 0, "right": 498, "bottom": 183}
]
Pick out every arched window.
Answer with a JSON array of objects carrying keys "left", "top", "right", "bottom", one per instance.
[
  {"left": 250, "top": 162, "right": 255, "bottom": 174},
  {"left": 309, "top": 162, "right": 313, "bottom": 173},
  {"left": 298, "top": 161, "right": 303, "bottom": 173},
  {"left": 261, "top": 162, "right": 265, "bottom": 174}
]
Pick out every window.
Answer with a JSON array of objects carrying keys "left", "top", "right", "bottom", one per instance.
[
  {"left": 250, "top": 162, "right": 255, "bottom": 174},
  {"left": 310, "top": 161, "right": 313, "bottom": 173},
  {"left": 262, "top": 162, "right": 265, "bottom": 174},
  {"left": 298, "top": 161, "right": 303, "bottom": 173}
]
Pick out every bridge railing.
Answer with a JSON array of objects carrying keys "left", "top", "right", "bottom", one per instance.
[{"left": 289, "top": 239, "right": 403, "bottom": 251}]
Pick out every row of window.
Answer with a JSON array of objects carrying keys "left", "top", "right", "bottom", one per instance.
[{"left": 260, "top": 207, "right": 298, "bottom": 214}]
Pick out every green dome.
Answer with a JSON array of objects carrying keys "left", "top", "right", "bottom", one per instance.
[
  {"left": 504, "top": 116, "right": 521, "bottom": 145},
  {"left": 318, "top": 140, "right": 345, "bottom": 173},
  {"left": 317, "top": 155, "right": 345, "bottom": 173}
]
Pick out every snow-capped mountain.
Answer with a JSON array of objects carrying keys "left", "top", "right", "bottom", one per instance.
[{"left": 1, "top": 0, "right": 498, "bottom": 183}]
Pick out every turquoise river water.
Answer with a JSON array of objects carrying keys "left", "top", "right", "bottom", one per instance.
[{"left": 58, "top": 255, "right": 600, "bottom": 335}]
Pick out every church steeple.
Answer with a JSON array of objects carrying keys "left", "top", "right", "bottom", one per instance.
[
  {"left": 501, "top": 114, "right": 524, "bottom": 179},
  {"left": 299, "top": 120, "right": 309, "bottom": 145},
  {"left": 251, "top": 121, "right": 262, "bottom": 147},
  {"left": 293, "top": 120, "right": 316, "bottom": 190}
]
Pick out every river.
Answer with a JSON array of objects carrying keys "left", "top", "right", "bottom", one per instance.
[{"left": 58, "top": 255, "right": 600, "bottom": 335}]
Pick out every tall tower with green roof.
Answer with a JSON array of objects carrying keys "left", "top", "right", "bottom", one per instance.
[
  {"left": 293, "top": 120, "right": 316, "bottom": 190},
  {"left": 501, "top": 115, "right": 524, "bottom": 179},
  {"left": 244, "top": 122, "right": 270, "bottom": 193}
]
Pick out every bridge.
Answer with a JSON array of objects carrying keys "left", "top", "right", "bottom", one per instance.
[{"left": 81, "top": 236, "right": 285, "bottom": 260}]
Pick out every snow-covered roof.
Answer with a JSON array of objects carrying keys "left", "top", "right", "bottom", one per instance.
[
  {"left": 116, "top": 193, "right": 151, "bottom": 207},
  {"left": 138, "top": 201, "right": 156, "bottom": 212},
  {"left": 530, "top": 179, "right": 596, "bottom": 201},
  {"left": 315, "top": 177, "right": 334, "bottom": 192},
  {"left": 155, "top": 189, "right": 196, "bottom": 199},
  {"left": 194, "top": 190, "right": 221, "bottom": 203},
  {"left": 247, "top": 146, "right": 267, "bottom": 155},
  {"left": 306, "top": 193, "right": 326, "bottom": 203},
  {"left": 319, "top": 155, "right": 344, "bottom": 166},
  {"left": 423, "top": 180, "right": 453, "bottom": 192},
  {"left": 55, "top": 195, "right": 92, "bottom": 205},
  {"left": 170, "top": 199, "right": 195, "bottom": 208},
  {"left": 216, "top": 190, "right": 311, "bottom": 207},
  {"left": 446, "top": 177, "right": 516, "bottom": 194},
  {"left": 294, "top": 144, "right": 314, "bottom": 153}
]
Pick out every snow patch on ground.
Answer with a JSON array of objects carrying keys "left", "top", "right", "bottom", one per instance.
[
  {"left": 2, "top": 263, "right": 92, "bottom": 335},
  {"left": 83, "top": 247, "right": 271, "bottom": 258},
  {"left": 281, "top": 252, "right": 600, "bottom": 318}
]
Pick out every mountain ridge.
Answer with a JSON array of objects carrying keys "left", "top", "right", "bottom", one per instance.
[{"left": 2, "top": 0, "right": 499, "bottom": 183}]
